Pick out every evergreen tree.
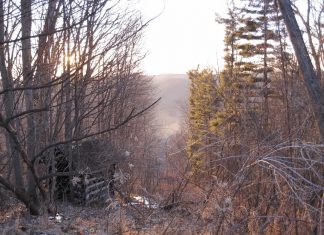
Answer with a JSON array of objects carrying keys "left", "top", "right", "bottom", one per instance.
[
  {"left": 212, "top": 2, "right": 242, "bottom": 136},
  {"left": 187, "top": 68, "right": 218, "bottom": 175},
  {"left": 235, "top": 0, "right": 280, "bottom": 133}
]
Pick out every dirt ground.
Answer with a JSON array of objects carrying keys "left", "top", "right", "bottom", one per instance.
[
  {"left": 0, "top": 201, "right": 142, "bottom": 234},
  {"left": 0, "top": 199, "right": 212, "bottom": 235}
]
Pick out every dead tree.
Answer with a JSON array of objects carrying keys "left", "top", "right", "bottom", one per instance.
[{"left": 278, "top": 0, "right": 324, "bottom": 142}]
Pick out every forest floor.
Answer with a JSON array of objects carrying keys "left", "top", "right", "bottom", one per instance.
[{"left": 0, "top": 197, "right": 213, "bottom": 234}]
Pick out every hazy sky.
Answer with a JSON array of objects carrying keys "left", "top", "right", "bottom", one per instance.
[{"left": 137, "top": 0, "right": 228, "bottom": 75}]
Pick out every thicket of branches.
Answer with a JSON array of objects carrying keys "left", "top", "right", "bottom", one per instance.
[
  {"left": 166, "top": 0, "right": 324, "bottom": 234},
  {"left": 0, "top": 0, "right": 159, "bottom": 216},
  {"left": 0, "top": 0, "right": 322, "bottom": 234}
]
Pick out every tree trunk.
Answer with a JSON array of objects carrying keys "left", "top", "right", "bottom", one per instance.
[
  {"left": 262, "top": 0, "right": 269, "bottom": 132},
  {"left": 278, "top": 0, "right": 324, "bottom": 142},
  {"left": 21, "top": 0, "right": 37, "bottom": 199},
  {"left": 0, "top": 0, "right": 23, "bottom": 189},
  {"left": 0, "top": 176, "right": 41, "bottom": 215}
]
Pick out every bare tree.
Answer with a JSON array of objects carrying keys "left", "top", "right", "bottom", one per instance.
[
  {"left": 0, "top": 0, "right": 158, "bottom": 215},
  {"left": 278, "top": 0, "right": 324, "bottom": 141}
]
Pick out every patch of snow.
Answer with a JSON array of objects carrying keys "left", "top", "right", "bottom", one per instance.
[
  {"left": 84, "top": 177, "right": 89, "bottom": 185},
  {"left": 71, "top": 176, "right": 81, "bottom": 186},
  {"left": 129, "top": 195, "right": 159, "bottom": 209},
  {"left": 55, "top": 213, "right": 63, "bottom": 223}
]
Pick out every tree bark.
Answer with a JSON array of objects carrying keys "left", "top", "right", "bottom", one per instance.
[
  {"left": 0, "top": 175, "right": 41, "bottom": 215},
  {"left": 278, "top": 0, "right": 324, "bottom": 142},
  {"left": 0, "top": 0, "right": 23, "bottom": 189},
  {"left": 21, "top": 0, "right": 37, "bottom": 199}
]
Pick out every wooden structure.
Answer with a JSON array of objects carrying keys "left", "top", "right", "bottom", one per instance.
[
  {"left": 71, "top": 171, "right": 112, "bottom": 205},
  {"left": 52, "top": 139, "right": 119, "bottom": 205}
]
